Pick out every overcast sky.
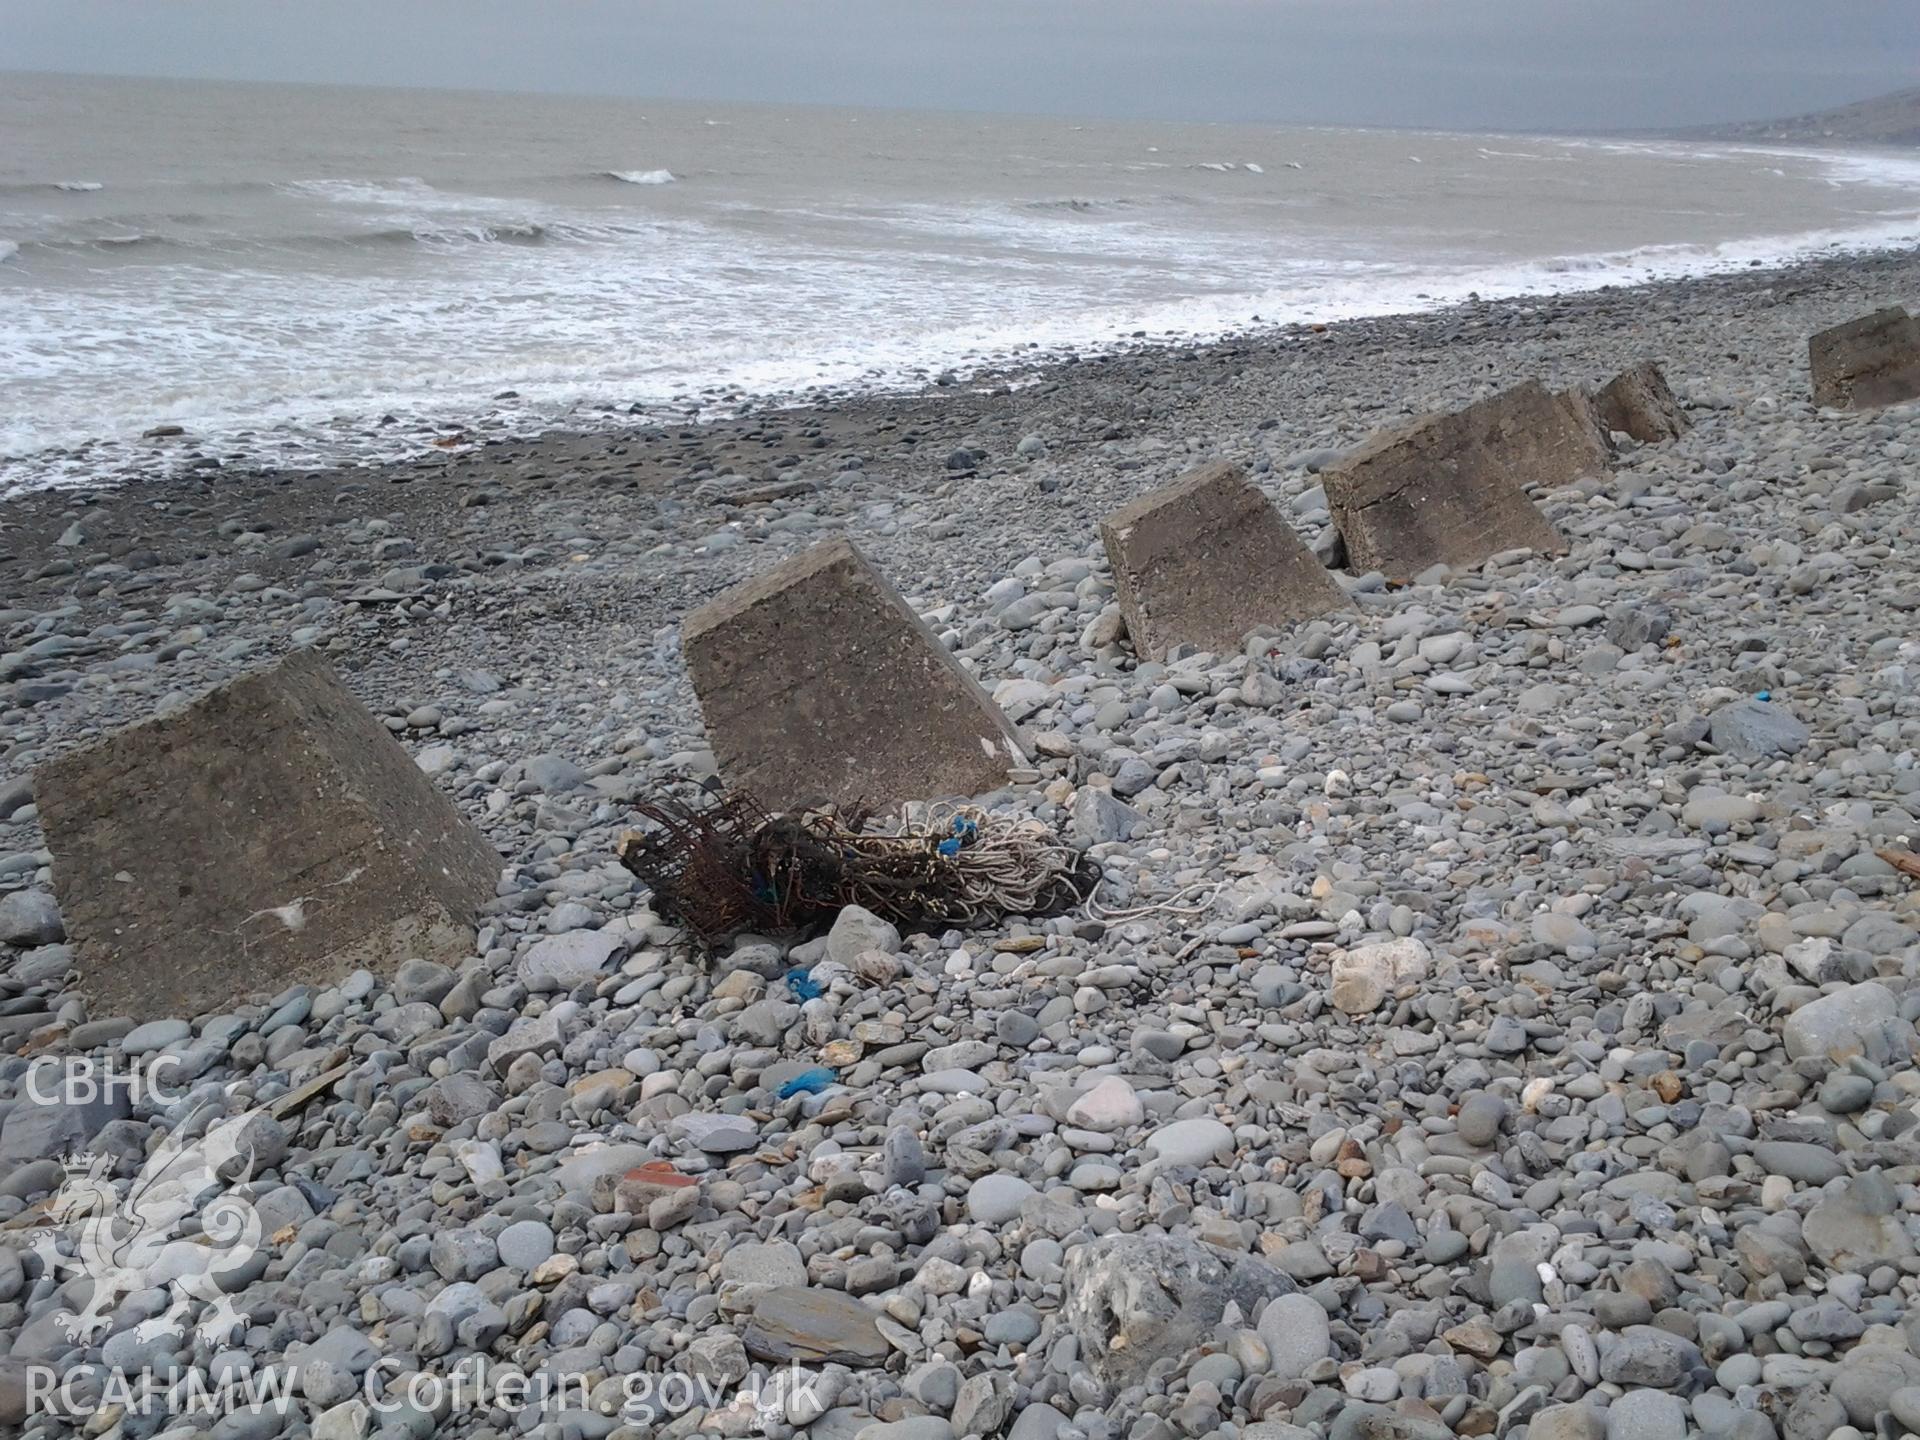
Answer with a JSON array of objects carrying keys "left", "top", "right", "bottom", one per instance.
[{"left": 4, "top": 0, "right": 1916, "bottom": 132}]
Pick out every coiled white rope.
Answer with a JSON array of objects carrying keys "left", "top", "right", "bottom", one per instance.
[{"left": 862, "top": 802, "right": 1225, "bottom": 927}]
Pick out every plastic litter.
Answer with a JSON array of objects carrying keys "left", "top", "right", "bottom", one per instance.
[{"left": 776, "top": 1067, "right": 837, "bottom": 1098}]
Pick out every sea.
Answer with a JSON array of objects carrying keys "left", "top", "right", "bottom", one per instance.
[{"left": 6, "top": 70, "right": 1920, "bottom": 492}]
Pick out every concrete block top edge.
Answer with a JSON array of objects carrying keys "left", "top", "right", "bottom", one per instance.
[
  {"left": 1811, "top": 305, "right": 1912, "bottom": 344},
  {"left": 1099, "top": 460, "right": 1251, "bottom": 535},
  {"left": 682, "top": 536, "right": 867, "bottom": 644},
  {"left": 1328, "top": 377, "right": 1572, "bottom": 466},
  {"left": 1329, "top": 410, "right": 1439, "bottom": 468},
  {"left": 33, "top": 647, "right": 336, "bottom": 792}
]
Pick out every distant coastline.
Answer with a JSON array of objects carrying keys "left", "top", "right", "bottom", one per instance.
[{"left": 1670, "top": 84, "right": 1920, "bottom": 147}]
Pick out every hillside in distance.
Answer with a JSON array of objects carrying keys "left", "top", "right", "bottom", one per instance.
[{"left": 1680, "top": 85, "right": 1920, "bottom": 145}]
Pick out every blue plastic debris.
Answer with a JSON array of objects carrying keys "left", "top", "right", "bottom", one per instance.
[
  {"left": 777, "top": 1067, "right": 836, "bottom": 1098},
  {"left": 786, "top": 969, "right": 823, "bottom": 1001},
  {"left": 937, "top": 815, "right": 979, "bottom": 858},
  {"left": 1755, "top": 690, "right": 1771, "bottom": 702}
]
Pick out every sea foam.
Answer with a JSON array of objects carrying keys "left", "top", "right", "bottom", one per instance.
[{"left": 11, "top": 97, "right": 1920, "bottom": 496}]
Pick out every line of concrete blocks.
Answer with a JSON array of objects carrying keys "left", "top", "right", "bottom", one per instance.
[
  {"left": 667, "top": 295, "right": 1920, "bottom": 827},
  {"left": 29, "top": 297, "right": 1911, "bottom": 1014},
  {"left": 683, "top": 361, "right": 1694, "bottom": 817},
  {"left": 18, "top": 357, "right": 1679, "bottom": 1014}
]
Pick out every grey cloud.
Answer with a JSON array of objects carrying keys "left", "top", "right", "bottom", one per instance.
[{"left": 3, "top": 0, "right": 1916, "bottom": 132}]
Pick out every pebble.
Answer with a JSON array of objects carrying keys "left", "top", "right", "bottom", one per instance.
[
  {"left": 966, "top": 1174, "right": 1037, "bottom": 1224},
  {"left": 1456, "top": 1091, "right": 1508, "bottom": 1147},
  {"left": 495, "top": 1218, "right": 555, "bottom": 1271},
  {"left": 1145, "top": 1116, "right": 1233, "bottom": 1168},
  {"left": 0, "top": 889, "right": 63, "bottom": 946},
  {"left": 1064, "top": 1074, "right": 1143, "bottom": 1132},
  {"left": 1605, "top": 1389, "right": 1687, "bottom": 1440},
  {"left": 1259, "top": 1294, "right": 1333, "bottom": 1380}
]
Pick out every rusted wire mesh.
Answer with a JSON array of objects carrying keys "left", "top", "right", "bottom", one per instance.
[{"left": 616, "top": 788, "right": 1094, "bottom": 948}]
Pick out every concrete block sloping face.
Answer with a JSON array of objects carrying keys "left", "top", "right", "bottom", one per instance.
[
  {"left": 32, "top": 651, "right": 501, "bottom": 1019},
  {"left": 1322, "top": 380, "right": 1595, "bottom": 580},
  {"left": 683, "top": 537, "right": 1029, "bottom": 813},
  {"left": 1098, "top": 461, "right": 1346, "bottom": 661},
  {"left": 1591, "top": 360, "right": 1688, "bottom": 444},
  {"left": 1809, "top": 306, "right": 1920, "bottom": 410}
]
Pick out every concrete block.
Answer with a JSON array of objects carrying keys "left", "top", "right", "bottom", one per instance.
[
  {"left": 1591, "top": 359, "right": 1687, "bottom": 443},
  {"left": 1323, "top": 380, "right": 1594, "bottom": 579},
  {"left": 1098, "top": 462, "right": 1344, "bottom": 660},
  {"left": 683, "top": 538, "right": 1028, "bottom": 811},
  {"left": 1809, "top": 305, "right": 1920, "bottom": 409},
  {"left": 33, "top": 652, "right": 499, "bottom": 1017}
]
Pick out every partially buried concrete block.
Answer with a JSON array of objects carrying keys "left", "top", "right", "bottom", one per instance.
[
  {"left": 33, "top": 651, "right": 500, "bottom": 1018},
  {"left": 1590, "top": 360, "right": 1688, "bottom": 444},
  {"left": 683, "top": 538, "right": 1028, "bottom": 812},
  {"left": 1098, "top": 462, "right": 1345, "bottom": 661},
  {"left": 1322, "top": 380, "right": 1596, "bottom": 580},
  {"left": 1809, "top": 306, "right": 1920, "bottom": 410}
]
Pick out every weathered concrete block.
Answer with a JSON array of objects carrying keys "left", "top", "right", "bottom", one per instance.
[
  {"left": 1809, "top": 306, "right": 1920, "bottom": 409},
  {"left": 1098, "top": 462, "right": 1345, "bottom": 660},
  {"left": 1591, "top": 359, "right": 1688, "bottom": 443},
  {"left": 1323, "top": 380, "right": 1595, "bottom": 579},
  {"left": 684, "top": 538, "right": 1028, "bottom": 811},
  {"left": 33, "top": 652, "right": 500, "bottom": 1018}
]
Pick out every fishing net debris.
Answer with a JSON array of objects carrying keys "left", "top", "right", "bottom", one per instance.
[{"left": 615, "top": 788, "right": 1096, "bottom": 946}]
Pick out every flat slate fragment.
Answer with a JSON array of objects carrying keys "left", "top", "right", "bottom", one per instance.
[
  {"left": 1809, "top": 305, "right": 1920, "bottom": 410},
  {"left": 33, "top": 651, "right": 500, "bottom": 1018},
  {"left": 1099, "top": 461, "right": 1345, "bottom": 660},
  {"left": 683, "top": 537, "right": 1028, "bottom": 812},
  {"left": 1322, "top": 380, "right": 1595, "bottom": 580},
  {"left": 741, "top": 1286, "right": 890, "bottom": 1366},
  {"left": 1708, "top": 697, "right": 1810, "bottom": 760}
]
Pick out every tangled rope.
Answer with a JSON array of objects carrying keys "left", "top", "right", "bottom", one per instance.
[
  {"left": 838, "top": 802, "right": 1095, "bottom": 925},
  {"left": 617, "top": 789, "right": 1098, "bottom": 947},
  {"left": 1084, "top": 879, "right": 1229, "bottom": 923}
]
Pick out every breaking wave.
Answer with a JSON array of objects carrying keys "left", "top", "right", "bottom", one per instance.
[
  {"left": 366, "top": 221, "right": 552, "bottom": 247},
  {"left": 0, "top": 180, "right": 105, "bottom": 194},
  {"left": 606, "top": 169, "right": 676, "bottom": 185},
  {"left": 3, "top": 217, "right": 657, "bottom": 259}
]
